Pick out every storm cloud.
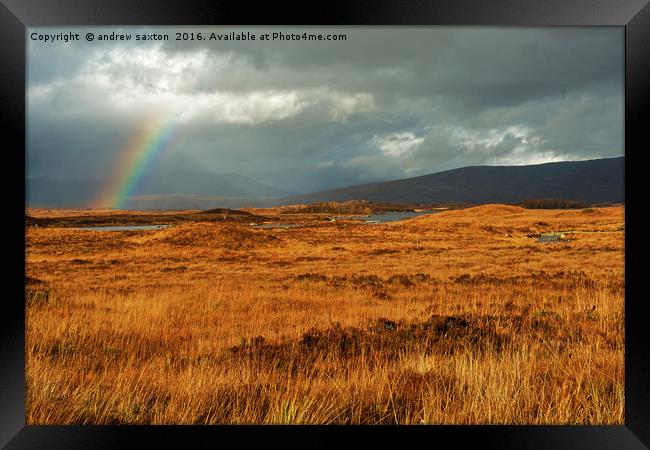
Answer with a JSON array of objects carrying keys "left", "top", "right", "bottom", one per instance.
[{"left": 27, "top": 26, "right": 623, "bottom": 201}]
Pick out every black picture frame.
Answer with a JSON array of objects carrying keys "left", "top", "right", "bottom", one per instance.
[{"left": 2, "top": 1, "right": 648, "bottom": 448}]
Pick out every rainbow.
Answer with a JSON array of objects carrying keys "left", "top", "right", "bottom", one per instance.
[{"left": 93, "top": 113, "right": 181, "bottom": 209}]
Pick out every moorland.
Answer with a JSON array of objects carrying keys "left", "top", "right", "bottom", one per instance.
[{"left": 25, "top": 203, "right": 624, "bottom": 424}]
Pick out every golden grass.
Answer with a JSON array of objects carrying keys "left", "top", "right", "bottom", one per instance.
[{"left": 25, "top": 205, "right": 625, "bottom": 424}]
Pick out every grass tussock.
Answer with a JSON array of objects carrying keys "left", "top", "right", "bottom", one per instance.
[
  {"left": 25, "top": 205, "right": 624, "bottom": 424},
  {"left": 127, "top": 222, "right": 282, "bottom": 249}
]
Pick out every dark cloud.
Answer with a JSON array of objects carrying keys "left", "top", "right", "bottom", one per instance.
[{"left": 27, "top": 26, "right": 623, "bottom": 202}]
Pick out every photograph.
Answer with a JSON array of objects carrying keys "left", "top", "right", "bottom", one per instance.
[{"left": 24, "top": 26, "right": 626, "bottom": 425}]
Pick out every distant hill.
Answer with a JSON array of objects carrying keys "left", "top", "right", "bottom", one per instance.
[
  {"left": 27, "top": 178, "right": 100, "bottom": 207},
  {"left": 282, "top": 157, "right": 624, "bottom": 205},
  {"left": 199, "top": 208, "right": 253, "bottom": 215},
  {"left": 27, "top": 157, "right": 624, "bottom": 209},
  {"left": 27, "top": 169, "right": 296, "bottom": 208},
  {"left": 137, "top": 168, "right": 297, "bottom": 199}
]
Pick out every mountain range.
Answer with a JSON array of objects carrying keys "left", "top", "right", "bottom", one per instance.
[
  {"left": 27, "top": 169, "right": 296, "bottom": 208},
  {"left": 26, "top": 157, "right": 624, "bottom": 209},
  {"left": 283, "top": 157, "right": 624, "bottom": 206}
]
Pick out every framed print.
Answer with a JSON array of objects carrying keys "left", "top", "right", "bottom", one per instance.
[{"left": 2, "top": 0, "right": 648, "bottom": 448}]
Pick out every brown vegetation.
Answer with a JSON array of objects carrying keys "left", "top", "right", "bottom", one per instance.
[
  {"left": 518, "top": 198, "right": 591, "bottom": 209},
  {"left": 25, "top": 207, "right": 266, "bottom": 228},
  {"left": 25, "top": 205, "right": 624, "bottom": 424},
  {"left": 277, "top": 200, "right": 452, "bottom": 215}
]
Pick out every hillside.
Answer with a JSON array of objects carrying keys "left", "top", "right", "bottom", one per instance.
[
  {"left": 283, "top": 157, "right": 624, "bottom": 205},
  {"left": 27, "top": 169, "right": 296, "bottom": 208},
  {"left": 27, "top": 157, "right": 624, "bottom": 209}
]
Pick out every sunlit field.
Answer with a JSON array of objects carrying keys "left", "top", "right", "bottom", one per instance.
[{"left": 25, "top": 204, "right": 624, "bottom": 424}]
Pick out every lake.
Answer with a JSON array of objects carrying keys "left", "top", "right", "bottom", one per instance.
[
  {"left": 337, "top": 210, "right": 439, "bottom": 223},
  {"left": 72, "top": 211, "right": 438, "bottom": 231}
]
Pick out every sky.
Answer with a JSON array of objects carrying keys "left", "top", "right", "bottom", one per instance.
[{"left": 27, "top": 26, "right": 624, "bottom": 202}]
